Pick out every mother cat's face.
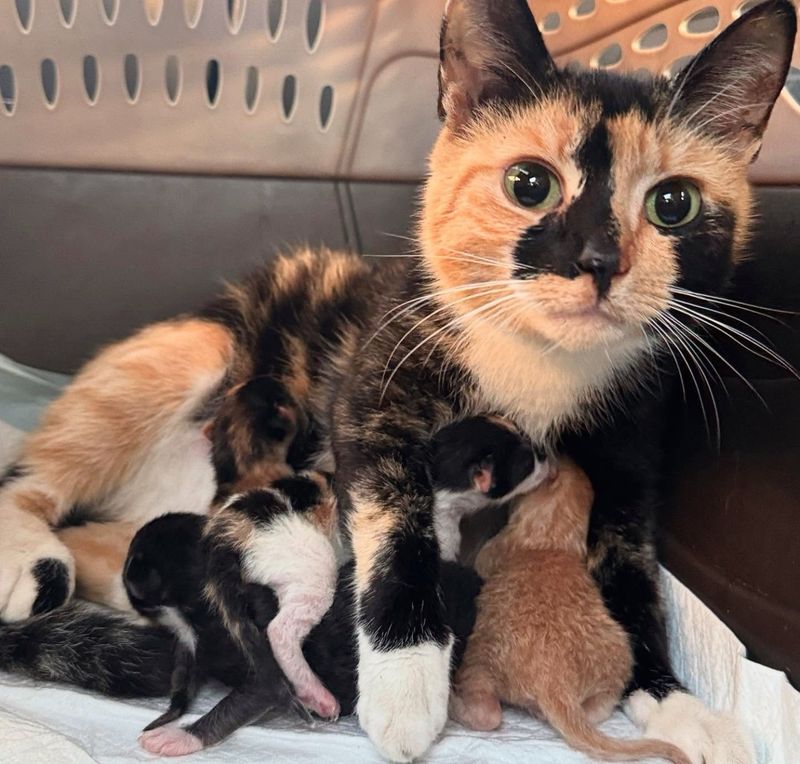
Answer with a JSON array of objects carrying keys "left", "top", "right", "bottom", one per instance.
[{"left": 421, "top": 0, "right": 795, "bottom": 353}]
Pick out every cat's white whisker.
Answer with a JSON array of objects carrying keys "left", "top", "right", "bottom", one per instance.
[
  {"left": 380, "top": 286, "right": 513, "bottom": 386},
  {"left": 668, "top": 301, "right": 800, "bottom": 382},
  {"left": 670, "top": 286, "right": 796, "bottom": 320},
  {"left": 380, "top": 293, "right": 517, "bottom": 403}
]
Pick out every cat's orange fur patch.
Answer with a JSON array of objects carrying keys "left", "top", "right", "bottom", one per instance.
[
  {"left": 19, "top": 319, "right": 233, "bottom": 512},
  {"left": 348, "top": 494, "right": 400, "bottom": 591},
  {"left": 57, "top": 521, "right": 138, "bottom": 609}
]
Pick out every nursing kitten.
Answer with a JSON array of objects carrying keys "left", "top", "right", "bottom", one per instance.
[
  {"left": 125, "top": 509, "right": 480, "bottom": 756},
  {"left": 431, "top": 415, "right": 550, "bottom": 560},
  {"left": 0, "top": 2, "right": 794, "bottom": 761},
  {"left": 452, "top": 460, "right": 690, "bottom": 764}
]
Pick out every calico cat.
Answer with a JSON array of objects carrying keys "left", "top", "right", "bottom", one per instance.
[
  {"left": 451, "top": 458, "right": 691, "bottom": 763},
  {"left": 0, "top": 1, "right": 794, "bottom": 761}
]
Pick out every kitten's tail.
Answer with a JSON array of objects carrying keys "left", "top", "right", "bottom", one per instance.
[
  {"left": 539, "top": 694, "right": 692, "bottom": 764},
  {"left": 0, "top": 600, "right": 175, "bottom": 698}
]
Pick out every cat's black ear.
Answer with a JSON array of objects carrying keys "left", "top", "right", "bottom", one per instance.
[
  {"left": 672, "top": 0, "right": 796, "bottom": 162},
  {"left": 438, "top": 0, "right": 557, "bottom": 126}
]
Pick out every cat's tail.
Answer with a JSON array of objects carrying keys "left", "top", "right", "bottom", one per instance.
[
  {"left": 0, "top": 600, "right": 175, "bottom": 698},
  {"left": 538, "top": 694, "right": 692, "bottom": 764}
]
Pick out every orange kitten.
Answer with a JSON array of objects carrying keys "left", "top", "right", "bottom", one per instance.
[{"left": 451, "top": 459, "right": 690, "bottom": 763}]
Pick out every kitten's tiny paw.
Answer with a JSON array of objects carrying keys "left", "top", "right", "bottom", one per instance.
[
  {"left": 625, "top": 690, "right": 755, "bottom": 764},
  {"left": 357, "top": 634, "right": 452, "bottom": 762},
  {"left": 449, "top": 689, "right": 502, "bottom": 731},
  {"left": 139, "top": 726, "right": 203, "bottom": 757},
  {"left": 298, "top": 684, "right": 340, "bottom": 720}
]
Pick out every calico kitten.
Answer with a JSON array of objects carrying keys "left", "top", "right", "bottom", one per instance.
[
  {"left": 430, "top": 415, "right": 550, "bottom": 560},
  {"left": 0, "top": 2, "right": 794, "bottom": 762},
  {"left": 200, "top": 470, "right": 341, "bottom": 723},
  {"left": 451, "top": 459, "right": 690, "bottom": 764}
]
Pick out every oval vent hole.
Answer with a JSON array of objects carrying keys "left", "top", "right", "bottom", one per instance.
[
  {"left": 206, "top": 59, "right": 221, "bottom": 106},
  {"left": 635, "top": 23, "right": 667, "bottom": 52},
  {"left": 41, "top": 58, "right": 58, "bottom": 106},
  {"left": 281, "top": 74, "right": 297, "bottom": 121},
  {"left": 319, "top": 84, "right": 334, "bottom": 129},
  {"left": 571, "top": 0, "right": 595, "bottom": 19},
  {"left": 736, "top": 0, "right": 764, "bottom": 17},
  {"left": 594, "top": 43, "right": 622, "bottom": 69},
  {"left": 306, "top": 0, "right": 324, "bottom": 52},
  {"left": 59, "top": 0, "right": 76, "bottom": 26},
  {"left": 665, "top": 55, "right": 694, "bottom": 78},
  {"left": 244, "top": 66, "right": 260, "bottom": 113},
  {"left": 684, "top": 7, "right": 720, "bottom": 35},
  {"left": 165, "top": 55, "right": 181, "bottom": 104},
  {"left": 83, "top": 55, "right": 100, "bottom": 103},
  {"left": 145, "top": 0, "right": 164, "bottom": 25},
  {"left": 267, "top": 0, "right": 284, "bottom": 41},
  {"left": 0, "top": 65, "right": 16, "bottom": 115},
  {"left": 124, "top": 54, "right": 140, "bottom": 103},
  {"left": 184, "top": 0, "right": 203, "bottom": 28},
  {"left": 785, "top": 66, "right": 800, "bottom": 110},
  {"left": 14, "top": 0, "right": 32, "bottom": 31},
  {"left": 227, "top": 0, "right": 244, "bottom": 32},
  {"left": 102, "top": 0, "right": 119, "bottom": 24},
  {"left": 540, "top": 12, "right": 560, "bottom": 33}
]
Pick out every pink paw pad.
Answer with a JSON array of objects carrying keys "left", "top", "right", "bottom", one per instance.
[{"left": 139, "top": 726, "right": 204, "bottom": 757}]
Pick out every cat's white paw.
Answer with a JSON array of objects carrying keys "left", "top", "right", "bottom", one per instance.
[
  {"left": 625, "top": 690, "right": 755, "bottom": 764},
  {"left": 356, "top": 633, "right": 452, "bottom": 762},
  {"left": 0, "top": 509, "right": 74, "bottom": 621}
]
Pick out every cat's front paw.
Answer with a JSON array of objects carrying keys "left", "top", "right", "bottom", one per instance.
[
  {"left": 625, "top": 690, "right": 755, "bottom": 764},
  {"left": 356, "top": 634, "right": 452, "bottom": 762},
  {"left": 0, "top": 511, "right": 74, "bottom": 621}
]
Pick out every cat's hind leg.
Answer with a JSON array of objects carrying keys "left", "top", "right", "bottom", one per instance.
[{"left": 0, "top": 319, "right": 233, "bottom": 621}]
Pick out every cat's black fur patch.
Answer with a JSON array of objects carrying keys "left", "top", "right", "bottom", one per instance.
[
  {"left": 0, "top": 463, "right": 24, "bottom": 487},
  {"left": 271, "top": 475, "right": 324, "bottom": 513},
  {"left": 359, "top": 518, "right": 450, "bottom": 650},
  {"left": 673, "top": 205, "right": 737, "bottom": 293},
  {"left": 31, "top": 559, "right": 70, "bottom": 616},
  {"left": 225, "top": 489, "right": 291, "bottom": 527}
]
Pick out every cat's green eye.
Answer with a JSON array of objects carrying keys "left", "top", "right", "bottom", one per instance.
[
  {"left": 504, "top": 162, "right": 562, "bottom": 211},
  {"left": 645, "top": 180, "right": 702, "bottom": 229}
]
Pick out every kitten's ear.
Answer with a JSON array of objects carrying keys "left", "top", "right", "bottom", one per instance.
[
  {"left": 438, "top": 0, "right": 557, "bottom": 127},
  {"left": 672, "top": 0, "right": 796, "bottom": 162}
]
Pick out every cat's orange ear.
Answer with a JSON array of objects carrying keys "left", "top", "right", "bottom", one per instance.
[
  {"left": 437, "top": 0, "right": 557, "bottom": 128},
  {"left": 670, "top": 0, "right": 796, "bottom": 162}
]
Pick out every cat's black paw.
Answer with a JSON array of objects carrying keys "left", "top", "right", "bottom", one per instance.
[{"left": 31, "top": 558, "right": 72, "bottom": 616}]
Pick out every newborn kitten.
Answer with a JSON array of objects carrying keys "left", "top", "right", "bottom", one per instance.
[
  {"left": 451, "top": 459, "right": 691, "bottom": 764},
  {"left": 431, "top": 415, "right": 549, "bottom": 561},
  {"left": 123, "top": 512, "right": 480, "bottom": 756}
]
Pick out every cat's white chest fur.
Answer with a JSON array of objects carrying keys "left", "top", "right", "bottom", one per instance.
[{"left": 460, "top": 322, "right": 646, "bottom": 441}]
